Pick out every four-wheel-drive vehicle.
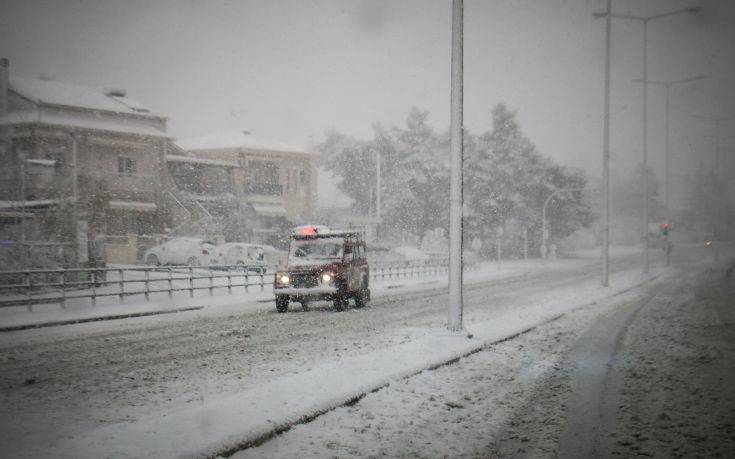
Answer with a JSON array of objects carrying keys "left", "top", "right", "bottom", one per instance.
[
  {"left": 143, "top": 237, "right": 222, "bottom": 266},
  {"left": 274, "top": 225, "right": 370, "bottom": 312}
]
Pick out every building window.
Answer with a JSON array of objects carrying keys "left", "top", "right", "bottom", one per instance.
[
  {"left": 299, "top": 169, "right": 307, "bottom": 190},
  {"left": 118, "top": 157, "right": 136, "bottom": 176},
  {"left": 245, "top": 160, "right": 281, "bottom": 195},
  {"left": 45, "top": 152, "right": 64, "bottom": 175}
]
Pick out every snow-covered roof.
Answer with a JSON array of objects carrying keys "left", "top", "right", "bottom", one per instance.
[
  {"left": 0, "top": 111, "right": 169, "bottom": 138},
  {"left": 176, "top": 130, "right": 315, "bottom": 155},
  {"left": 166, "top": 154, "right": 239, "bottom": 168},
  {"left": 9, "top": 76, "right": 162, "bottom": 118}
]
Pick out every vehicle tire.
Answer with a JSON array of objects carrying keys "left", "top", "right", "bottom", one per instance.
[
  {"left": 354, "top": 288, "right": 370, "bottom": 308},
  {"left": 333, "top": 296, "right": 347, "bottom": 311},
  {"left": 300, "top": 301, "right": 309, "bottom": 312},
  {"left": 187, "top": 256, "right": 200, "bottom": 267},
  {"left": 276, "top": 296, "right": 289, "bottom": 313},
  {"left": 354, "top": 277, "right": 370, "bottom": 308},
  {"left": 146, "top": 254, "right": 160, "bottom": 266}
]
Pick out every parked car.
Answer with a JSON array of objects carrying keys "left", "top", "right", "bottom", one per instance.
[
  {"left": 143, "top": 238, "right": 222, "bottom": 266},
  {"left": 220, "top": 242, "right": 276, "bottom": 274},
  {"left": 274, "top": 225, "right": 370, "bottom": 312},
  {"left": 390, "top": 245, "right": 431, "bottom": 266}
]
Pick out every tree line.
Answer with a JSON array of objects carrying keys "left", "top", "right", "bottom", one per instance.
[{"left": 319, "top": 104, "right": 595, "bottom": 258}]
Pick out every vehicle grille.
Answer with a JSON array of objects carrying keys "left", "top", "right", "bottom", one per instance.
[{"left": 291, "top": 273, "right": 318, "bottom": 288}]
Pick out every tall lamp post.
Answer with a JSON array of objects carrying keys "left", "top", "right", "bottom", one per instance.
[
  {"left": 632, "top": 75, "right": 706, "bottom": 210},
  {"left": 692, "top": 114, "right": 735, "bottom": 249},
  {"left": 541, "top": 188, "right": 587, "bottom": 261},
  {"left": 447, "top": 0, "right": 464, "bottom": 332},
  {"left": 593, "top": 5, "right": 701, "bottom": 274}
]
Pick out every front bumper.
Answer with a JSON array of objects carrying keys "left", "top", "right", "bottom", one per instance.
[{"left": 275, "top": 285, "right": 341, "bottom": 301}]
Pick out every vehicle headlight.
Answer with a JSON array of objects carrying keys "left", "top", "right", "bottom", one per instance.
[
  {"left": 321, "top": 273, "right": 332, "bottom": 284},
  {"left": 279, "top": 274, "right": 290, "bottom": 284}
]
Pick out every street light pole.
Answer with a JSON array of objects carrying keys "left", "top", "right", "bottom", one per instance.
[
  {"left": 692, "top": 114, "right": 735, "bottom": 250},
  {"left": 447, "top": 0, "right": 464, "bottom": 332},
  {"left": 601, "top": 0, "right": 611, "bottom": 286},
  {"left": 631, "top": 75, "right": 705, "bottom": 210},
  {"left": 541, "top": 188, "right": 587, "bottom": 260},
  {"left": 593, "top": 5, "right": 701, "bottom": 275},
  {"left": 642, "top": 19, "right": 649, "bottom": 274}
]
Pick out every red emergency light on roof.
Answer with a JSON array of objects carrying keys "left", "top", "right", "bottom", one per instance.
[
  {"left": 292, "top": 224, "right": 329, "bottom": 237},
  {"left": 301, "top": 226, "right": 318, "bottom": 236}
]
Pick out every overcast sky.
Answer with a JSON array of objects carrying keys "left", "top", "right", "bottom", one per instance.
[{"left": 2, "top": 0, "right": 734, "bottom": 202}]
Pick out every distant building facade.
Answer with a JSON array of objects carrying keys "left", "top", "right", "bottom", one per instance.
[
  {"left": 169, "top": 130, "right": 319, "bottom": 247},
  {"left": 0, "top": 58, "right": 170, "bottom": 265},
  {"left": 0, "top": 59, "right": 320, "bottom": 266}
]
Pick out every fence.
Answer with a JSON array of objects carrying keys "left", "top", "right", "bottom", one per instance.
[{"left": 0, "top": 259, "right": 454, "bottom": 310}]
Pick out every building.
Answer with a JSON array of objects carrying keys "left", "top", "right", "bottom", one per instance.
[
  {"left": 0, "top": 58, "right": 170, "bottom": 266},
  {"left": 170, "top": 130, "right": 319, "bottom": 247}
]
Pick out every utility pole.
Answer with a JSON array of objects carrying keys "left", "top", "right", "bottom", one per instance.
[{"left": 447, "top": 0, "right": 464, "bottom": 333}]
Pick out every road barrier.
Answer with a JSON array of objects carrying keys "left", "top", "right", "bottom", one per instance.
[{"left": 0, "top": 259, "right": 458, "bottom": 310}]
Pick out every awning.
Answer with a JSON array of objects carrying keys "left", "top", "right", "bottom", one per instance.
[
  {"left": 26, "top": 159, "right": 57, "bottom": 167},
  {"left": 0, "top": 199, "right": 65, "bottom": 210},
  {"left": 108, "top": 200, "right": 157, "bottom": 212},
  {"left": 0, "top": 211, "right": 35, "bottom": 218},
  {"left": 251, "top": 202, "right": 287, "bottom": 217}
]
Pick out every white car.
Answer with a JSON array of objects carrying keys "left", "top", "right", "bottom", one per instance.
[
  {"left": 143, "top": 238, "right": 222, "bottom": 266},
  {"left": 221, "top": 242, "right": 280, "bottom": 274},
  {"left": 390, "top": 245, "right": 431, "bottom": 265}
]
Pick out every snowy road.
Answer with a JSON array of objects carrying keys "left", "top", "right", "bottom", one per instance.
[
  {"left": 0, "top": 245, "right": 719, "bottom": 457},
  {"left": 234, "top": 252, "right": 734, "bottom": 458}
]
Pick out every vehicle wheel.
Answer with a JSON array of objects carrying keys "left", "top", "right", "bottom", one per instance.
[
  {"left": 300, "top": 301, "right": 309, "bottom": 312},
  {"left": 146, "top": 254, "right": 160, "bottom": 266},
  {"left": 187, "top": 256, "right": 200, "bottom": 267},
  {"left": 354, "top": 288, "right": 370, "bottom": 308},
  {"left": 276, "top": 296, "right": 289, "bottom": 313},
  {"left": 333, "top": 296, "right": 347, "bottom": 311}
]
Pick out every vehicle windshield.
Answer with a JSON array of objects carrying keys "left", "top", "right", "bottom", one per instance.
[{"left": 288, "top": 237, "right": 344, "bottom": 264}]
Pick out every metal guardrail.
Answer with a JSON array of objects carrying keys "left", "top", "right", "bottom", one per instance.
[
  {"left": 0, "top": 259, "right": 458, "bottom": 310},
  {"left": 0, "top": 264, "right": 275, "bottom": 310}
]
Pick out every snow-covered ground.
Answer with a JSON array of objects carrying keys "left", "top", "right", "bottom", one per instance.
[
  {"left": 236, "top": 258, "right": 735, "bottom": 458},
  {"left": 0, "top": 244, "right": 722, "bottom": 458}
]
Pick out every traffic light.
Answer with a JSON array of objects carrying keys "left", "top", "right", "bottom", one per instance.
[{"left": 660, "top": 222, "right": 670, "bottom": 240}]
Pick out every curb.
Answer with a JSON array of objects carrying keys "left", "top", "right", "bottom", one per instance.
[{"left": 0, "top": 306, "right": 204, "bottom": 332}]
